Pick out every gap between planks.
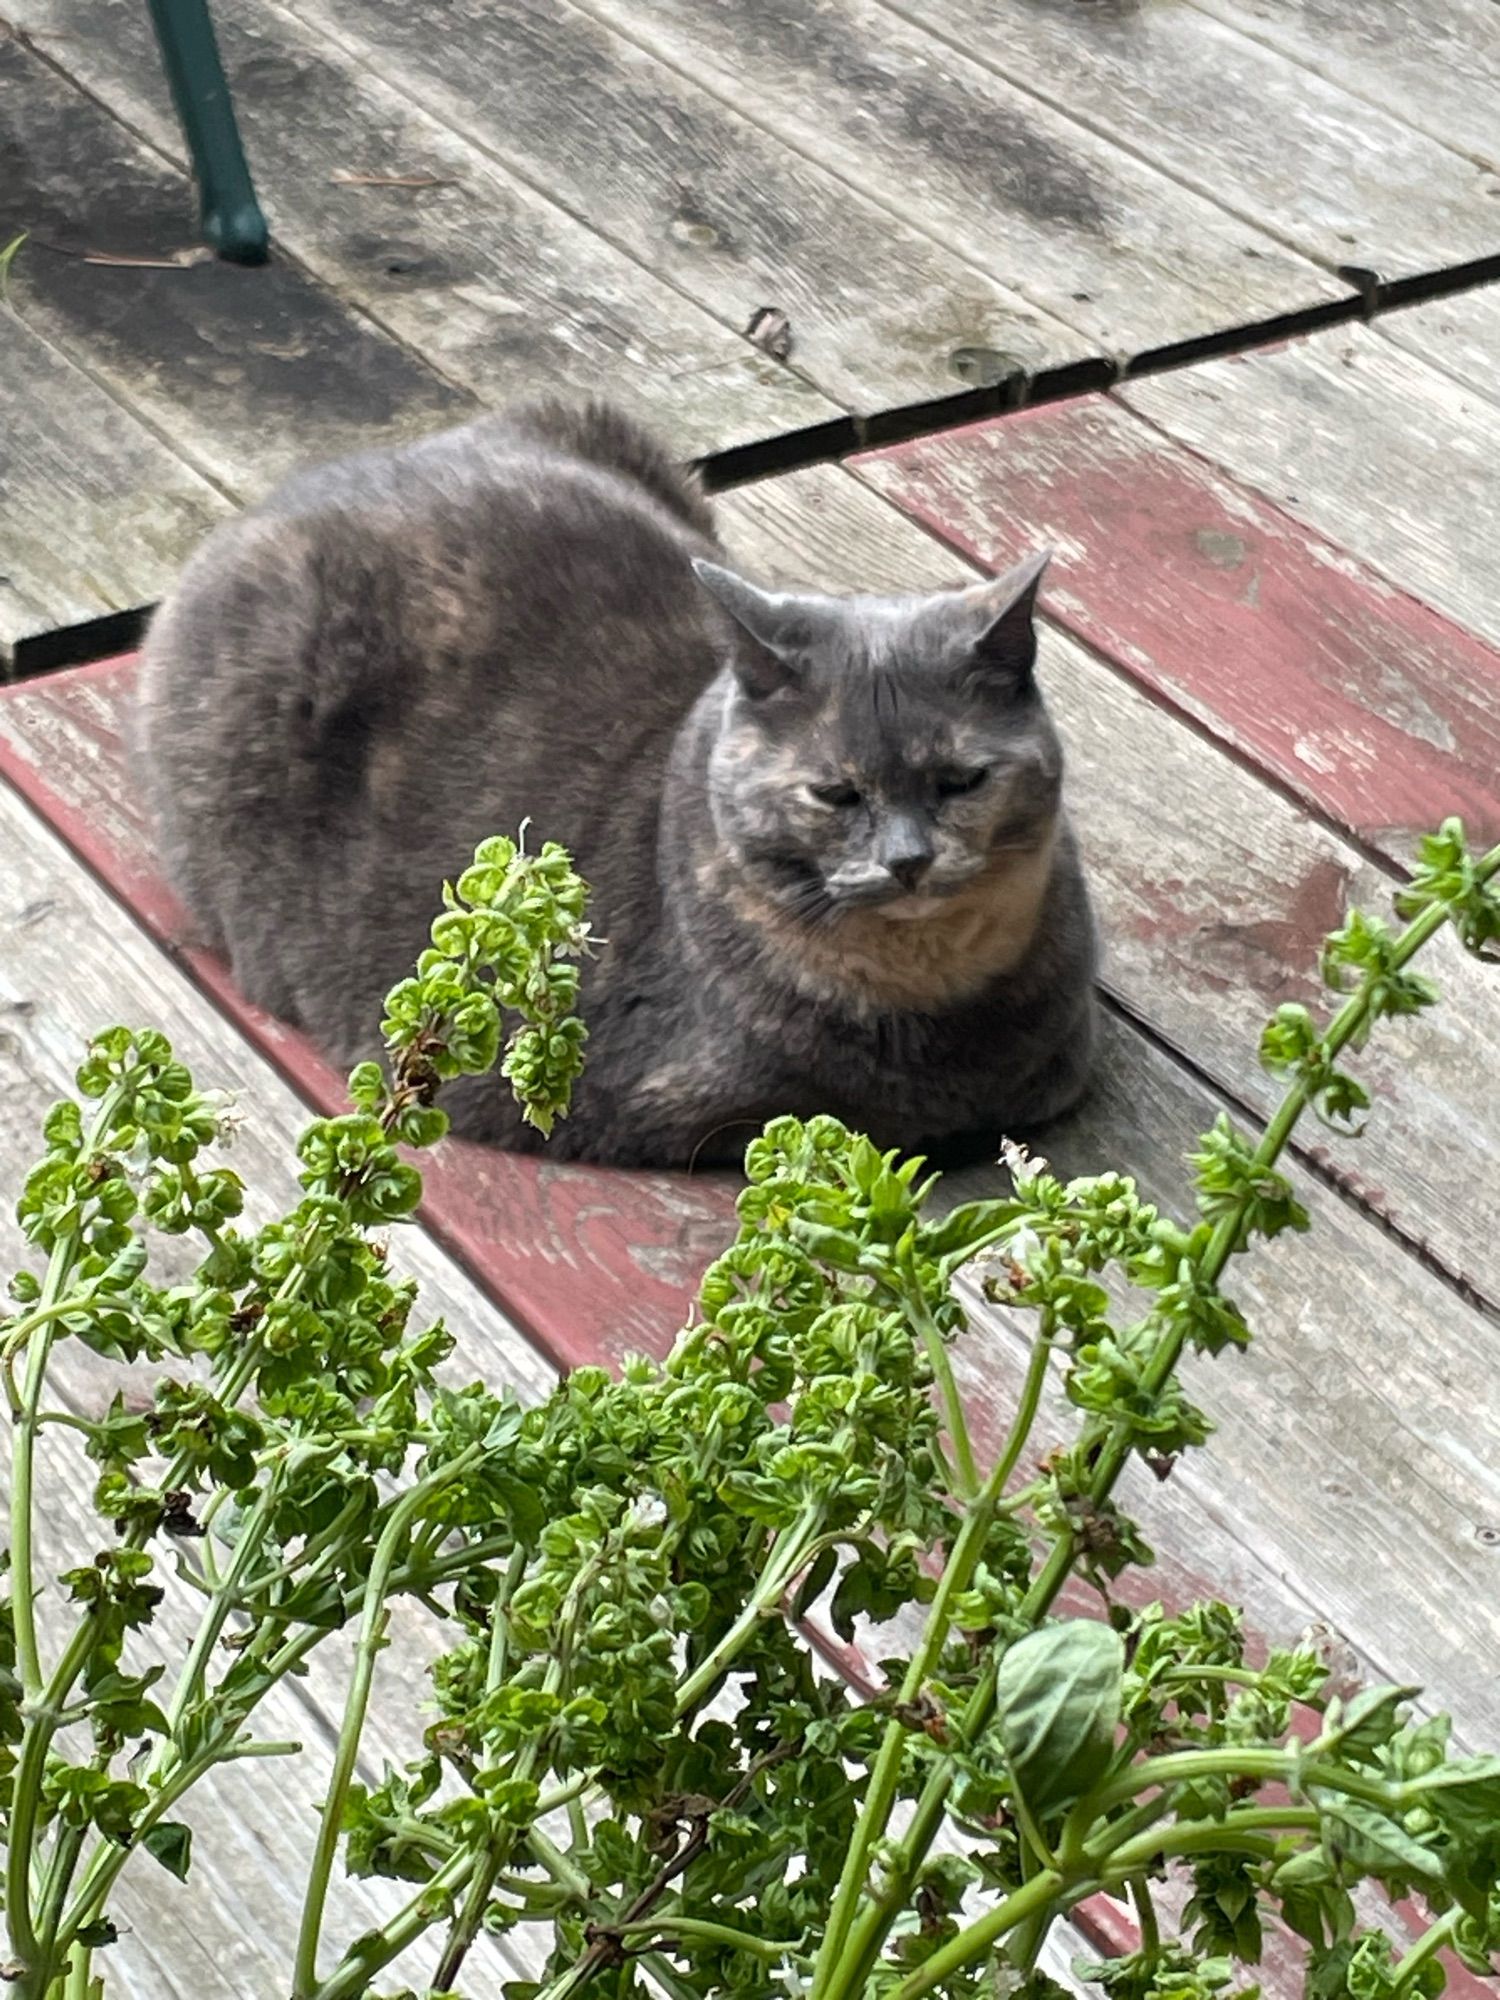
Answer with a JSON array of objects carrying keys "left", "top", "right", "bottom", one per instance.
[{"left": 12, "top": 263, "right": 1500, "bottom": 683}]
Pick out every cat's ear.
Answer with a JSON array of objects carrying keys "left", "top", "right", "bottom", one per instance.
[
  {"left": 692, "top": 559, "right": 816, "bottom": 699},
  {"left": 943, "top": 548, "right": 1052, "bottom": 689}
]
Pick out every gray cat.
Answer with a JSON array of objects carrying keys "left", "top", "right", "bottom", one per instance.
[{"left": 137, "top": 401, "right": 1097, "bottom": 1168}]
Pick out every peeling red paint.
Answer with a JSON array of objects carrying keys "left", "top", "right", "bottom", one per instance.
[{"left": 860, "top": 399, "right": 1500, "bottom": 856}]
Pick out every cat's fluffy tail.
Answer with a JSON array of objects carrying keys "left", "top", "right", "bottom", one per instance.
[{"left": 504, "top": 399, "right": 717, "bottom": 542}]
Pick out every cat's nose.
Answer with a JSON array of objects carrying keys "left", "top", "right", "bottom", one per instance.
[
  {"left": 878, "top": 813, "right": 935, "bottom": 891},
  {"left": 889, "top": 853, "right": 933, "bottom": 891}
]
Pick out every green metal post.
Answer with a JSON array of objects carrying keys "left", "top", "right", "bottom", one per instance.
[{"left": 145, "top": 0, "right": 269, "bottom": 263}]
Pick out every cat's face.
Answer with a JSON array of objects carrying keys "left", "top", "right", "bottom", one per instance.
[{"left": 695, "top": 553, "right": 1064, "bottom": 924}]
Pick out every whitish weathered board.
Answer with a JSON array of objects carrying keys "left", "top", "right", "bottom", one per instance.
[
  {"left": 837, "top": 0, "right": 1500, "bottom": 282},
  {"left": 728, "top": 464, "right": 1500, "bottom": 1307},
  {"left": 1, "top": 780, "right": 562, "bottom": 1992},
  {"left": 1374, "top": 287, "right": 1500, "bottom": 407},
  {"left": 12, "top": 0, "right": 1091, "bottom": 426},
  {"left": 0, "top": 316, "right": 231, "bottom": 668},
  {"left": 0, "top": 32, "right": 471, "bottom": 493},
  {"left": 723, "top": 467, "right": 1500, "bottom": 1745},
  {"left": 0, "top": 774, "right": 1106, "bottom": 1992},
  {"left": 1188, "top": 0, "right": 1500, "bottom": 169},
  {"left": 552, "top": 0, "right": 1346, "bottom": 362},
  {"left": 850, "top": 391, "right": 1500, "bottom": 858}
]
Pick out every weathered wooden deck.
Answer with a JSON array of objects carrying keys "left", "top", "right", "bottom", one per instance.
[
  {"left": 5, "top": 0, "right": 1500, "bottom": 661},
  {"left": 4, "top": 0, "right": 1500, "bottom": 1990}
]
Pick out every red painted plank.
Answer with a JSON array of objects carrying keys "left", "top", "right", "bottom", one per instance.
[
  {"left": 0, "top": 655, "right": 735, "bottom": 1373},
  {"left": 857, "top": 396, "right": 1500, "bottom": 859}
]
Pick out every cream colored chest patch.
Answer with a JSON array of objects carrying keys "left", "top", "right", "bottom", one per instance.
[{"left": 747, "top": 837, "right": 1057, "bottom": 1016}]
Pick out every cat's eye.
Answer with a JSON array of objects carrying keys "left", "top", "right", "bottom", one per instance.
[
  {"left": 935, "top": 766, "right": 989, "bottom": 798},
  {"left": 808, "top": 781, "right": 862, "bottom": 809}
]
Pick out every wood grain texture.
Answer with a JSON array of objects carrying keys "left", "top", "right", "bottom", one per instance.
[
  {"left": 962, "top": 1010, "right": 1500, "bottom": 1749},
  {"left": 9, "top": 468, "right": 1495, "bottom": 1741},
  {"left": 6, "top": 457, "right": 1500, "bottom": 1990},
  {"left": 1374, "top": 288, "right": 1500, "bottom": 410},
  {"left": 0, "top": 777, "right": 554, "bottom": 1413},
  {"left": 847, "top": 393, "right": 1500, "bottom": 855},
  {"left": 90, "top": 0, "right": 1096, "bottom": 411},
  {"left": 0, "top": 316, "right": 230, "bottom": 664},
  {"left": 8, "top": 1429, "right": 540, "bottom": 1996},
  {"left": 1120, "top": 324, "right": 1500, "bottom": 654},
  {"left": 563, "top": 0, "right": 1347, "bottom": 362},
  {"left": 0, "top": 32, "right": 469, "bottom": 496},
  {"left": 0, "top": 661, "right": 737, "bottom": 1368},
  {"left": 727, "top": 465, "right": 1500, "bottom": 1312},
  {"left": 8, "top": 0, "right": 836, "bottom": 456},
  {"left": 1186, "top": 0, "right": 1500, "bottom": 171},
  {"left": 880, "top": 0, "right": 1500, "bottom": 282}
]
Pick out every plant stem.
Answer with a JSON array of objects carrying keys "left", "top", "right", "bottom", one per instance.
[
  {"left": 902, "top": 1270, "right": 978, "bottom": 1501},
  {"left": 1129, "top": 1875, "right": 1160, "bottom": 1963},
  {"left": 292, "top": 1446, "right": 480, "bottom": 2000},
  {"left": 887, "top": 1868, "right": 1066, "bottom": 2000},
  {"left": 62, "top": 1940, "right": 93, "bottom": 2000},
  {"left": 57, "top": 1622, "right": 325, "bottom": 1951},
  {"left": 430, "top": 1546, "right": 532, "bottom": 1992},
  {"left": 311, "top": 1850, "right": 477, "bottom": 2000},
  {"left": 432, "top": 1848, "right": 506, "bottom": 1992},
  {"left": 812, "top": 1318, "right": 1053, "bottom": 1998},
  {"left": 674, "top": 1500, "right": 823, "bottom": 1713},
  {"left": 1390, "top": 1910, "right": 1462, "bottom": 1997},
  {"left": 609, "top": 1914, "right": 801, "bottom": 1958},
  {"left": 1085, "top": 1747, "right": 1400, "bottom": 1819},
  {"left": 157, "top": 1463, "right": 289, "bottom": 1755},
  {"left": 5, "top": 1616, "right": 104, "bottom": 1977},
  {"left": 8, "top": 1083, "right": 126, "bottom": 1705},
  {"left": 11, "top": 1269, "right": 65, "bottom": 1700},
  {"left": 527, "top": 1825, "right": 592, "bottom": 1901}
]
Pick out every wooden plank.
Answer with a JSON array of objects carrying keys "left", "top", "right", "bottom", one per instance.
[
  {"left": 259, "top": 0, "right": 1340, "bottom": 375},
  {"left": 0, "top": 32, "right": 469, "bottom": 498},
  {"left": 865, "top": 0, "right": 1500, "bottom": 283},
  {"left": 1375, "top": 287, "right": 1500, "bottom": 409},
  {"left": 8, "top": 0, "right": 838, "bottom": 457},
  {"left": 8, "top": 460, "right": 1500, "bottom": 1343},
  {"left": 6, "top": 693, "right": 1497, "bottom": 1986},
  {"left": 0, "top": 772, "right": 554, "bottom": 1402},
  {"left": 8, "top": 465, "right": 1499, "bottom": 1755},
  {"left": 957, "top": 1011, "right": 1500, "bottom": 1750},
  {"left": 1187, "top": 0, "right": 1500, "bottom": 172},
  {"left": 12, "top": 0, "right": 1095, "bottom": 422},
  {"left": 0, "top": 660, "right": 738, "bottom": 1367},
  {"left": 0, "top": 316, "right": 231, "bottom": 666},
  {"left": 11, "top": 1425, "right": 538, "bottom": 1997},
  {"left": 844, "top": 393, "right": 1500, "bottom": 857},
  {"left": 724, "top": 463, "right": 1500, "bottom": 1309},
  {"left": 0, "top": 781, "right": 555, "bottom": 1992},
  {"left": 1120, "top": 324, "right": 1500, "bottom": 653},
  {"left": 558, "top": 0, "right": 1348, "bottom": 361}
]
